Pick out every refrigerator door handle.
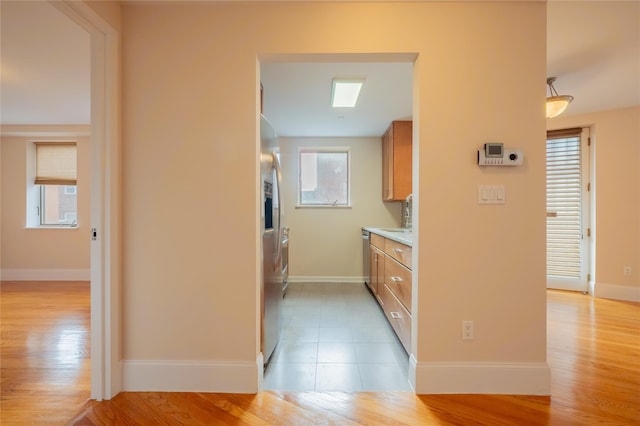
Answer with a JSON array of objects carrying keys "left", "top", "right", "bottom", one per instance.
[{"left": 272, "top": 150, "right": 284, "bottom": 264}]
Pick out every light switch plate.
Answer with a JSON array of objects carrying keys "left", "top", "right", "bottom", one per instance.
[{"left": 478, "top": 185, "right": 505, "bottom": 204}]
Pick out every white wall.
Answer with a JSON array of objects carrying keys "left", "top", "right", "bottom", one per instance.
[
  {"left": 0, "top": 127, "right": 91, "bottom": 280},
  {"left": 549, "top": 106, "right": 640, "bottom": 302},
  {"left": 279, "top": 136, "right": 402, "bottom": 282},
  {"left": 121, "top": 1, "right": 548, "bottom": 394}
]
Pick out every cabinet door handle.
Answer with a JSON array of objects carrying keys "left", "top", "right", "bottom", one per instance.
[
  {"left": 391, "top": 276, "right": 403, "bottom": 283},
  {"left": 392, "top": 248, "right": 403, "bottom": 254},
  {"left": 390, "top": 312, "right": 401, "bottom": 319}
]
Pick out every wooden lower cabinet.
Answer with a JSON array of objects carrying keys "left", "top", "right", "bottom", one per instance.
[
  {"left": 369, "top": 245, "right": 384, "bottom": 297},
  {"left": 385, "top": 238, "right": 412, "bottom": 269},
  {"left": 380, "top": 283, "right": 412, "bottom": 354},
  {"left": 385, "top": 256, "right": 411, "bottom": 314},
  {"left": 370, "top": 233, "right": 385, "bottom": 250},
  {"left": 368, "top": 233, "right": 412, "bottom": 354}
]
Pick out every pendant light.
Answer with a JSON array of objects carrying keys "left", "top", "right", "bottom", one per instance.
[{"left": 546, "top": 77, "right": 574, "bottom": 118}]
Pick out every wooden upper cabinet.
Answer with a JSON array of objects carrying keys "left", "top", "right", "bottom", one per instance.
[{"left": 382, "top": 120, "right": 412, "bottom": 201}]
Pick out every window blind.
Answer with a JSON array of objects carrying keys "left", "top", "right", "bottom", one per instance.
[
  {"left": 35, "top": 142, "right": 77, "bottom": 185},
  {"left": 546, "top": 133, "right": 582, "bottom": 279}
]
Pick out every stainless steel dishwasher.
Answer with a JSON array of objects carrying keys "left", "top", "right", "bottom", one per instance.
[{"left": 362, "top": 229, "right": 370, "bottom": 287}]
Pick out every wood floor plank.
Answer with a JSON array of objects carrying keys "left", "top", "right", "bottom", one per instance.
[
  {"left": 3, "top": 282, "right": 639, "bottom": 425},
  {"left": 1, "top": 281, "right": 92, "bottom": 425}
]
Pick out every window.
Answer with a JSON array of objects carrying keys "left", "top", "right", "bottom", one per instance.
[
  {"left": 299, "top": 148, "right": 350, "bottom": 207},
  {"left": 29, "top": 142, "right": 78, "bottom": 227},
  {"left": 40, "top": 185, "right": 78, "bottom": 226}
]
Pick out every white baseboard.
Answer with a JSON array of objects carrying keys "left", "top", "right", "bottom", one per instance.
[
  {"left": 408, "top": 353, "right": 418, "bottom": 391},
  {"left": 413, "top": 361, "right": 551, "bottom": 395},
  {"left": 288, "top": 275, "right": 365, "bottom": 284},
  {"left": 594, "top": 282, "right": 640, "bottom": 302},
  {"left": 122, "top": 357, "right": 261, "bottom": 393},
  {"left": 1, "top": 269, "right": 90, "bottom": 281}
]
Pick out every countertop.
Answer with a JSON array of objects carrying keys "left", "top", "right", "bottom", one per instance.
[{"left": 364, "top": 227, "right": 413, "bottom": 246}]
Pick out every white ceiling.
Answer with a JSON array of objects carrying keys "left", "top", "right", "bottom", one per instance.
[
  {"left": 546, "top": 1, "right": 640, "bottom": 118},
  {"left": 0, "top": 1, "right": 91, "bottom": 125},
  {"left": 261, "top": 60, "right": 413, "bottom": 137},
  {"left": 1, "top": 1, "right": 638, "bottom": 137}
]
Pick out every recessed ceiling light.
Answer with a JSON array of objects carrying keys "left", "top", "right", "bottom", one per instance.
[{"left": 331, "top": 78, "right": 365, "bottom": 108}]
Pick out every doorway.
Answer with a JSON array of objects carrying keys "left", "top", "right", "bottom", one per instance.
[
  {"left": 0, "top": 0, "right": 93, "bottom": 410},
  {"left": 259, "top": 55, "right": 415, "bottom": 391},
  {"left": 546, "top": 127, "right": 591, "bottom": 293}
]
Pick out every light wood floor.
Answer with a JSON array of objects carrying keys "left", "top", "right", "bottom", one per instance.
[
  {"left": 1, "top": 281, "right": 91, "bottom": 424},
  {"left": 1, "top": 282, "right": 639, "bottom": 425}
]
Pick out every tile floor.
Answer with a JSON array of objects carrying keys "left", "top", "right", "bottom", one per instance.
[{"left": 262, "top": 282, "right": 411, "bottom": 392}]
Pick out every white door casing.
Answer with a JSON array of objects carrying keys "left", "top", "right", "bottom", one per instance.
[
  {"left": 51, "top": 0, "right": 121, "bottom": 400},
  {"left": 546, "top": 127, "right": 591, "bottom": 293}
]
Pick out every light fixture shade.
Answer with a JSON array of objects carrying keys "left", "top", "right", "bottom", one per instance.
[
  {"left": 546, "top": 77, "right": 573, "bottom": 118},
  {"left": 331, "top": 78, "right": 365, "bottom": 108},
  {"left": 546, "top": 95, "right": 574, "bottom": 118}
]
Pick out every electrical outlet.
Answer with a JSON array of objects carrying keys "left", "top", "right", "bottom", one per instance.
[
  {"left": 462, "top": 320, "right": 474, "bottom": 340},
  {"left": 624, "top": 266, "right": 632, "bottom": 276}
]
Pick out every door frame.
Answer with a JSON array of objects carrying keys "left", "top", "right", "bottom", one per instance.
[
  {"left": 546, "top": 127, "right": 591, "bottom": 293},
  {"left": 52, "top": 0, "right": 121, "bottom": 400}
]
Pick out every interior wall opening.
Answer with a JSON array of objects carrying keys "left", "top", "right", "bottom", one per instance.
[{"left": 259, "top": 53, "right": 417, "bottom": 392}]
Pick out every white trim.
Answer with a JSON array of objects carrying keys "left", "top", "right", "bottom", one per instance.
[
  {"left": 594, "top": 282, "right": 640, "bottom": 302},
  {"left": 546, "top": 127, "right": 590, "bottom": 293},
  {"left": 294, "top": 205, "right": 352, "bottom": 209},
  {"left": 0, "top": 269, "right": 90, "bottom": 281},
  {"left": 257, "top": 353, "right": 265, "bottom": 389},
  {"left": 546, "top": 277, "right": 589, "bottom": 293},
  {"left": 51, "top": 0, "right": 121, "bottom": 401},
  {"left": 24, "top": 225, "right": 81, "bottom": 230},
  {"left": 0, "top": 125, "right": 91, "bottom": 137},
  {"left": 408, "top": 353, "right": 418, "bottom": 391},
  {"left": 413, "top": 362, "right": 551, "bottom": 395},
  {"left": 122, "top": 359, "right": 260, "bottom": 393},
  {"left": 298, "top": 147, "right": 351, "bottom": 207},
  {"left": 288, "top": 275, "right": 365, "bottom": 284}
]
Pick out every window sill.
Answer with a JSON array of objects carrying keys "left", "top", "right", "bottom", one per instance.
[
  {"left": 295, "top": 205, "right": 352, "bottom": 209},
  {"left": 25, "top": 225, "right": 80, "bottom": 230}
]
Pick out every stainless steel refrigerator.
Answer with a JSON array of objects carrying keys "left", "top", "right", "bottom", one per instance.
[{"left": 260, "top": 114, "right": 283, "bottom": 365}]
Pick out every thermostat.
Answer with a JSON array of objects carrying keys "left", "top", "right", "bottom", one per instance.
[{"left": 478, "top": 143, "right": 523, "bottom": 166}]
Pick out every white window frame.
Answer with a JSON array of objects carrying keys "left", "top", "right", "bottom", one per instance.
[
  {"left": 38, "top": 184, "right": 78, "bottom": 227},
  {"left": 26, "top": 140, "right": 78, "bottom": 228},
  {"left": 297, "top": 147, "right": 351, "bottom": 208}
]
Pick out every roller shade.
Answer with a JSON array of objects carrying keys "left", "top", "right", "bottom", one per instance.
[
  {"left": 546, "top": 132, "right": 582, "bottom": 279},
  {"left": 35, "top": 142, "right": 77, "bottom": 185}
]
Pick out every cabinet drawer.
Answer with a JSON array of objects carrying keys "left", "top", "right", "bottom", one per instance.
[
  {"left": 370, "top": 233, "right": 385, "bottom": 249},
  {"left": 385, "top": 256, "right": 412, "bottom": 313},
  {"left": 380, "top": 283, "right": 411, "bottom": 354},
  {"left": 384, "top": 239, "right": 412, "bottom": 269}
]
